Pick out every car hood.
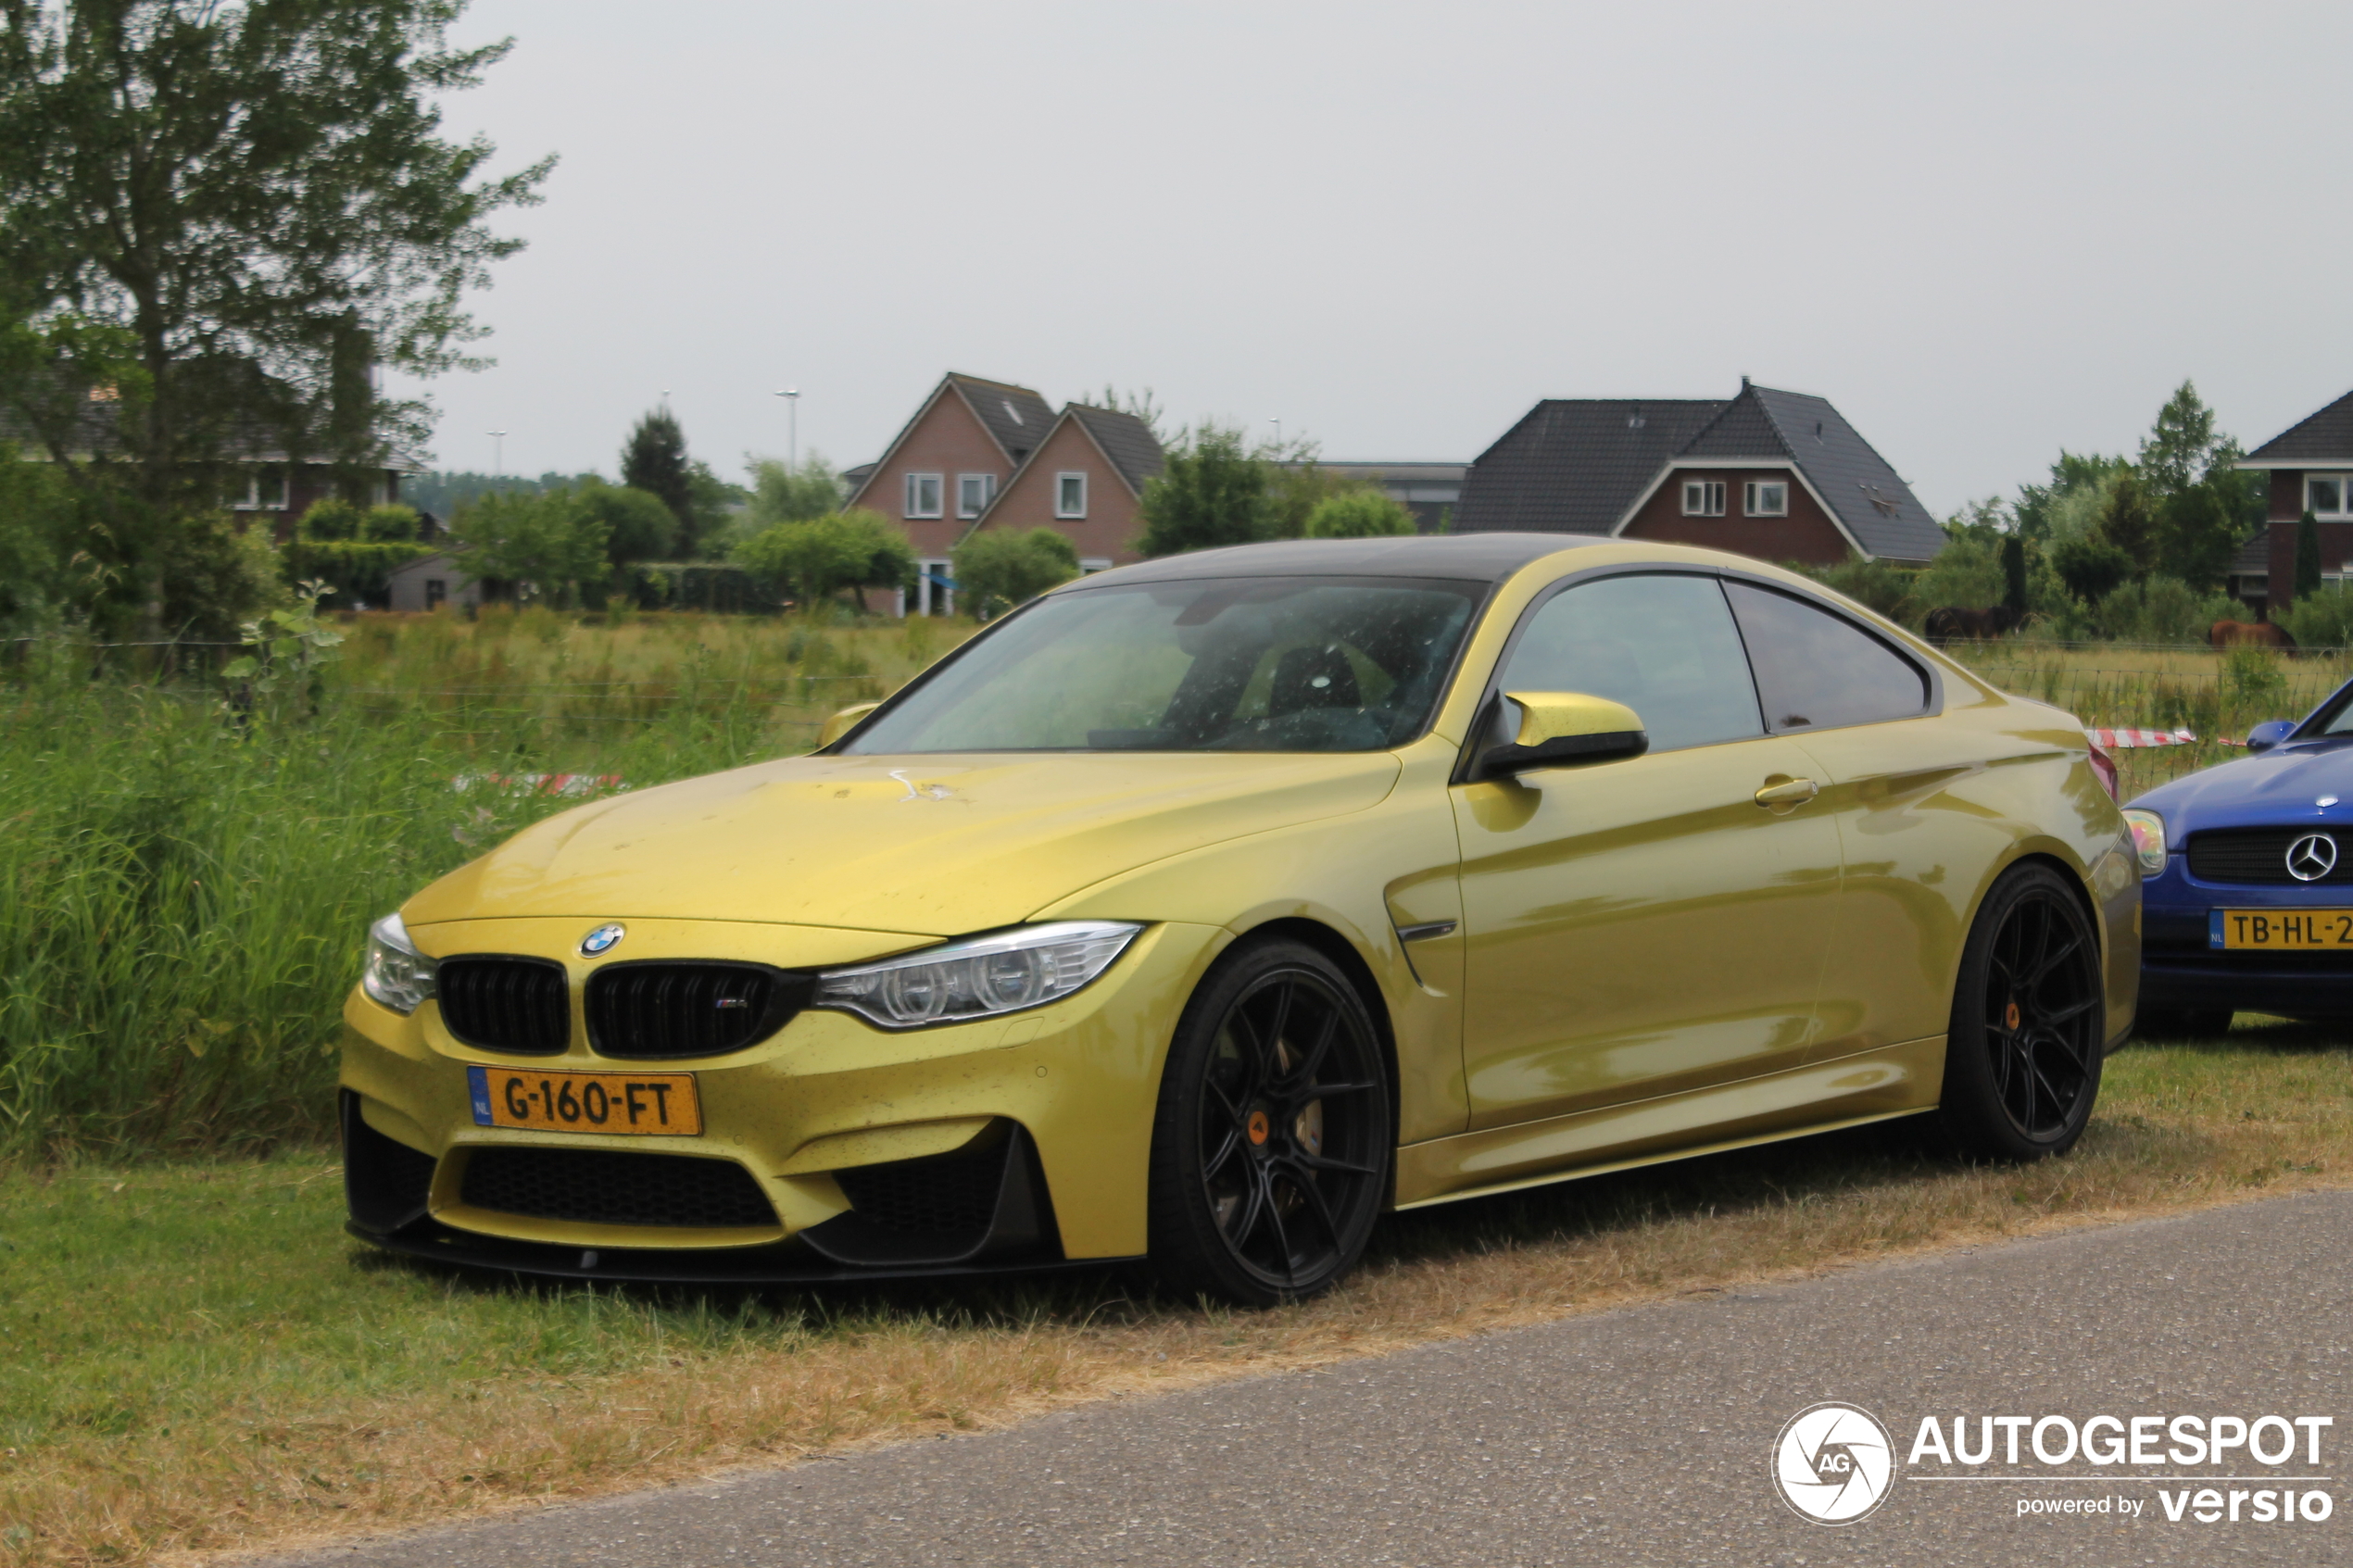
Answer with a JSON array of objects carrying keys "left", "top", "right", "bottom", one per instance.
[
  {"left": 2132, "top": 735, "right": 2353, "bottom": 836},
  {"left": 403, "top": 750, "right": 1403, "bottom": 939}
]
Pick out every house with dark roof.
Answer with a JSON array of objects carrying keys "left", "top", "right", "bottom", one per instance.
[
  {"left": 1453, "top": 380, "right": 1944, "bottom": 566},
  {"left": 969, "top": 402, "right": 1164, "bottom": 575},
  {"left": 1270, "top": 461, "right": 1467, "bottom": 533},
  {"left": 2235, "top": 386, "right": 2353, "bottom": 608},
  {"left": 846, "top": 372, "right": 1165, "bottom": 613}
]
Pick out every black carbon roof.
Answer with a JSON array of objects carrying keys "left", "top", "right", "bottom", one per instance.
[{"left": 1071, "top": 533, "right": 1605, "bottom": 586}]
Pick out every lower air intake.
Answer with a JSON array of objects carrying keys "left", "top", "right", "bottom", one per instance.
[{"left": 460, "top": 1147, "right": 777, "bottom": 1229}]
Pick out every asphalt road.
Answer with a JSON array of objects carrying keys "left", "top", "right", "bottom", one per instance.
[{"left": 266, "top": 1189, "right": 2353, "bottom": 1568}]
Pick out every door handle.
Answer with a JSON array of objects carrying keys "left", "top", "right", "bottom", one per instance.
[{"left": 1754, "top": 776, "right": 1819, "bottom": 808}]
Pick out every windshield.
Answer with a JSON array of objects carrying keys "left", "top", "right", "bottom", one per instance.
[{"left": 845, "top": 575, "right": 1485, "bottom": 754}]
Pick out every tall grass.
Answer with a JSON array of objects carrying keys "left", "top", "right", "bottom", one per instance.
[
  {"left": 0, "top": 614, "right": 973, "bottom": 1157},
  {"left": 3, "top": 613, "right": 2339, "bottom": 1157}
]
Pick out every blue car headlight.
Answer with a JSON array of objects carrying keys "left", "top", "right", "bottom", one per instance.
[
  {"left": 2120, "top": 809, "right": 2168, "bottom": 875},
  {"left": 814, "top": 921, "right": 1142, "bottom": 1029}
]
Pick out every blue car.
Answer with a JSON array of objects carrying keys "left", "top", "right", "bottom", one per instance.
[{"left": 2126, "top": 683, "right": 2353, "bottom": 1033}]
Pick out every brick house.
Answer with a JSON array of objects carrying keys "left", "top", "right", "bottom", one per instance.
[
  {"left": 970, "top": 403, "right": 1164, "bottom": 571},
  {"left": 2235, "top": 387, "right": 2353, "bottom": 609},
  {"left": 1453, "top": 379, "right": 1944, "bottom": 565},
  {"left": 845, "top": 373, "right": 1164, "bottom": 613}
]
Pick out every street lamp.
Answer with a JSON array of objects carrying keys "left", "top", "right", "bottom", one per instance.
[
  {"left": 775, "top": 389, "right": 799, "bottom": 468},
  {"left": 488, "top": 430, "right": 507, "bottom": 477}
]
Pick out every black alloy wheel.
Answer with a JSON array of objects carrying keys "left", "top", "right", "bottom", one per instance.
[
  {"left": 1147, "top": 938, "right": 1391, "bottom": 1306},
  {"left": 1935, "top": 863, "right": 2106, "bottom": 1160}
]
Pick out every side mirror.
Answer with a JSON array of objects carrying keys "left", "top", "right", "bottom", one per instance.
[
  {"left": 817, "top": 701, "right": 882, "bottom": 748},
  {"left": 1479, "top": 691, "right": 1648, "bottom": 777},
  {"left": 2246, "top": 719, "right": 2296, "bottom": 754}
]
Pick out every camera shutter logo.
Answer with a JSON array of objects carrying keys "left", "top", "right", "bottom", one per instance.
[
  {"left": 1773, "top": 1402, "right": 1896, "bottom": 1524},
  {"left": 579, "top": 923, "right": 626, "bottom": 957},
  {"left": 2286, "top": 834, "right": 2337, "bottom": 883}
]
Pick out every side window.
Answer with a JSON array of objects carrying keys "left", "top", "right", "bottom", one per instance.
[
  {"left": 1496, "top": 573, "right": 1762, "bottom": 752},
  {"left": 1722, "top": 581, "right": 1928, "bottom": 733}
]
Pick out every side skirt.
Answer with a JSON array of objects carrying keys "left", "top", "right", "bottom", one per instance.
[{"left": 1393, "top": 1035, "right": 1944, "bottom": 1210}]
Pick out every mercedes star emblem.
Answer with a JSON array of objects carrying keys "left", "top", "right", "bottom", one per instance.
[{"left": 2286, "top": 834, "right": 2338, "bottom": 883}]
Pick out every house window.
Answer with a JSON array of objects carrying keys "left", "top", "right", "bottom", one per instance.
[
  {"left": 2308, "top": 476, "right": 2348, "bottom": 517},
  {"left": 904, "top": 472, "right": 943, "bottom": 519},
  {"left": 1680, "top": 480, "right": 1726, "bottom": 517},
  {"left": 1744, "top": 481, "right": 1788, "bottom": 517},
  {"left": 956, "top": 473, "right": 995, "bottom": 519},
  {"left": 233, "top": 466, "right": 288, "bottom": 511},
  {"left": 1056, "top": 472, "right": 1088, "bottom": 519},
  {"left": 424, "top": 579, "right": 447, "bottom": 609},
  {"left": 1078, "top": 557, "right": 1114, "bottom": 574}
]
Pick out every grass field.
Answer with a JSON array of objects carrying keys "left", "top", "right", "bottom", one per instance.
[{"left": 1, "top": 1025, "right": 2345, "bottom": 1566}]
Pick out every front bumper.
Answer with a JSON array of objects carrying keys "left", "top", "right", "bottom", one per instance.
[
  {"left": 340, "top": 918, "right": 1225, "bottom": 1280},
  {"left": 2141, "top": 861, "right": 2353, "bottom": 1019}
]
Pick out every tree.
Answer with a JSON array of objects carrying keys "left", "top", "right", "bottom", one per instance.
[
  {"left": 2050, "top": 533, "right": 2134, "bottom": 604},
  {"left": 952, "top": 528, "right": 1078, "bottom": 615},
  {"left": 620, "top": 408, "right": 695, "bottom": 551},
  {"left": 572, "top": 480, "right": 676, "bottom": 567},
  {"left": 0, "top": 1, "right": 550, "bottom": 634},
  {"left": 2138, "top": 381, "right": 2221, "bottom": 497},
  {"left": 2000, "top": 535, "right": 2029, "bottom": 613},
  {"left": 745, "top": 455, "right": 845, "bottom": 529},
  {"left": 1304, "top": 490, "right": 1417, "bottom": 539},
  {"left": 2096, "top": 473, "right": 2158, "bottom": 575},
  {"left": 1137, "top": 423, "right": 1273, "bottom": 555},
  {"left": 686, "top": 458, "right": 749, "bottom": 558},
  {"left": 2014, "top": 452, "right": 2130, "bottom": 540},
  {"left": 2297, "top": 509, "right": 2323, "bottom": 598},
  {"left": 2155, "top": 483, "right": 2240, "bottom": 592},
  {"left": 452, "top": 489, "right": 608, "bottom": 605},
  {"left": 732, "top": 509, "right": 912, "bottom": 612}
]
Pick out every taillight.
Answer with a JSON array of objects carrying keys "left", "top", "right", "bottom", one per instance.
[{"left": 2087, "top": 743, "right": 2119, "bottom": 802}]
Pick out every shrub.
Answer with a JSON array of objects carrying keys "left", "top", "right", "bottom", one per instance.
[
  {"left": 2279, "top": 584, "right": 2353, "bottom": 649},
  {"left": 2090, "top": 576, "right": 2240, "bottom": 645},
  {"left": 2050, "top": 534, "right": 2134, "bottom": 602},
  {"left": 1138, "top": 424, "right": 1272, "bottom": 555},
  {"left": 732, "top": 509, "right": 913, "bottom": 613},
  {"left": 953, "top": 528, "right": 1079, "bottom": 614},
  {"left": 1303, "top": 490, "right": 1416, "bottom": 539}
]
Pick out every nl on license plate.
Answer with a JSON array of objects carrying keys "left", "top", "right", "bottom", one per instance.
[
  {"left": 2211, "top": 909, "right": 2353, "bottom": 950},
  {"left": 466, "top": 1066, "right": 701, "bottom": 1135}
]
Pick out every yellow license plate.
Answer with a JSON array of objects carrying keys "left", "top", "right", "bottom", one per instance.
[
  {"left": 466, "top": 1066, "right": 701, "bottom": 1135},
  {"left": 2213, "top": 909, "right": 2353, "bottom": 949}
]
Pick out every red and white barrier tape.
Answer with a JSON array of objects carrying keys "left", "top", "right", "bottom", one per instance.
[{"left": 2083, "top": 727, "right": 2197, "bottom": 749}]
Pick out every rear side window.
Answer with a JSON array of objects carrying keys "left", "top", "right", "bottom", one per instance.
[
  {"left": 1497, "top": 573, "right": 1763, "bottom": 752},
  {"left": 1723, "top": 581, "right": 1928, "bottom": 733}
]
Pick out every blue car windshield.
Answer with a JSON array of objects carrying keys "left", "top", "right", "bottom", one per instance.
[{"left": 844, "top": 575, "right": 1484, "bottom": 754}]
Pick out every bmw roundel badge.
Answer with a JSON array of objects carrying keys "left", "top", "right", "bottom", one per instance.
[{"left": 579, "top": 922, "right": 626, "bottom": 957}]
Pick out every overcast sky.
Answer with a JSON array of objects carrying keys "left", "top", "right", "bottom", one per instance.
[{"left": 396, "top": 1, "right": 2353, "bottom": 516}]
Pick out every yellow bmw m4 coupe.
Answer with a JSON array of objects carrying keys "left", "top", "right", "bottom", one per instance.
[{"left": 341, "top": 535, "right": 2139, "bottom": 1303}]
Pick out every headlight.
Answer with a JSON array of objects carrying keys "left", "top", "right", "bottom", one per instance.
[
  {"left": 2121, "top": 809, "right": 2168, "bottom": 875},
  {"left": 361, "top": 912, "right": 437, "bottom": 1014},
  {"left": 814, "top": 921, "right": 1142, "bottom": 1029}
]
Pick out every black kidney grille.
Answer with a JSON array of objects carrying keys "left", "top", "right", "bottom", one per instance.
[
  {"left": 461, "top": 1147, "right": 777, "bottom": 1228},
  {"left": 585, "top": 962, "right": 807, "bottom": 1059},
  {"left": 834, "top": 1140, "right": 1006, "bottom": 1237},
  {"left": 2186, "top": 828, "right": 2353, "bottom": 885},
  {"left": 436, "top": 957, "right": 570, "bottom": 1054}
]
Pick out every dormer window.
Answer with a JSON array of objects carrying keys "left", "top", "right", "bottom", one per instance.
[
  {"left": 1744, "top": 481, "right": 1788, "bottom": 517},
  {"left": 2308, "top": 476, "right": 2348, "bottom": 517},
  {"left": 1680, "top": 480, "right": 1726, "bottom": 517}
]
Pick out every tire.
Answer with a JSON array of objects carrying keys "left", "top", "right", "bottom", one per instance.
[
  {"left": 1933, "top": 863, "right": 2107, "bottom": 1160},
  {"left": 2134, "top": 1009, "right": 2233, "bottom": 1040},
  {"left": 1146, "top": 937, "right": 1391, "bottom": 1306}
]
